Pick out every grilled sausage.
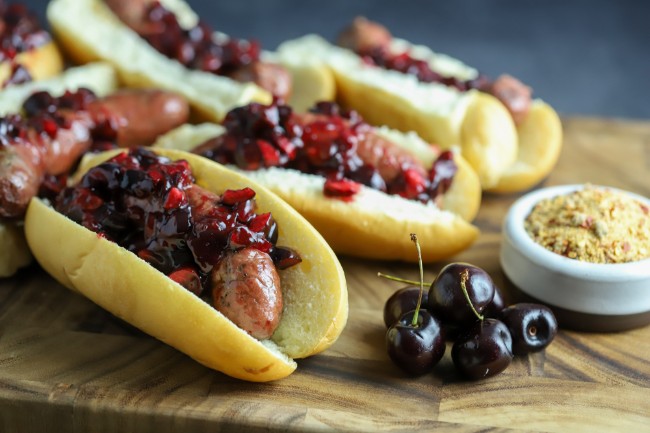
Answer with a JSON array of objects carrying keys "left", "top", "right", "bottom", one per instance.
[
  {"left": 228, "top": 62, "right": 293, "bottom": 102},
  {"left": 0, "top": 89, "right": 189, "bottom": 218},
  {"left": 86, "top": 89, "right": 190, "bottom": 148},
  {"left": 103, "top": 0, "right": 154, "bottom": 32},
  {"left": 337, "top": 16, "right": 392, "bottom": 53},
  {"left": 0, "top": 112, "right": 94, "bottom": 218},
  {"left": 480, "top": 74, "right": 532, "bottom": 125},
  {"left": 297, "top": 112, "right": 428, "bottom": 183},
  {"left": 211, "top": 247, "right": 283, "bottom": 340}
]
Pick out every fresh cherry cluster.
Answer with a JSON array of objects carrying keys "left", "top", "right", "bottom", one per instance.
[
  {"left": 196, "top": 101, "right": 458, "bottom": 203},
  {"left": 55, "top": 148, "right": 300, "bottom": 295},
  {"left": 139, "top": 1, "right": 260, "bottom": 76},
  {"left": 381, "top": 234, "right": 558, "bottom": 380},
  {"left": 358, "top": 47, "right": 489, "bottom": 92}
]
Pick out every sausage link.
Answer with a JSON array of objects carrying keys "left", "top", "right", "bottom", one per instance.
[
  {"left": 297, "top": 113, "right": 427, "bottom": 182},
  {"left": 185, "top": 183, "right": 220, "bottom": 217},
  {"left": 228, "top": 62, "right": 293, "bottom": 102},
  {"left": 480, "top": 74, "right": 532, "bottom": 125},
  {"left": 337, "top": 16, "right": 392, "bottom": 53},
  {"left": 103, "top": 0, "right": 154, "bottom": 31},
  {"left": 354, "top": 128, "right": 427, "bottom": 182},
  {"left": 211, "top": 247, "right": 283, "bottom": 340},
  {"left": 0, "top": 88, "right": 187, "bottom": 218},
  {"left": 87, "top": 89, "right": 190, "bottom": 148},
  {"left": 0, "top": 146, "right": 40, "bottom": 217},
  {"left": 0, "top": 113, "right": 94, "bottom": 218}
]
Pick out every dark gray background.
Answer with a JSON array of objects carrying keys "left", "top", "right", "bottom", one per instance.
[{"left": 22, "top": 0, "right": 650, "bottom": 120}]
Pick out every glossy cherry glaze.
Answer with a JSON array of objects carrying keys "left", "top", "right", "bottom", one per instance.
[
  {"left": 451, "top": 318, "right": 513, "bottom": 380},
  {"left": 386, "top": 309, "right": 445, "bottom": 376},
  {"left": 500, "top": 303, "right": 558, "bottom": 356},
  {"left": 428, "top": 262, "right": 496, "bottom": 327},
  {"left": 1, "top": 88, "right": 99, "bottom": 148},
  {"left": 1, "top": 88, "right": 118, "bottom": 154},
  {"left": 54, "top": 148, "right": 300, "bottom": 295},
  {"left": 383, "top": 286, "right": 429, "bottom": 328},
  {"left": 195, "top": 101, "right": 457, "bottom": 203}
]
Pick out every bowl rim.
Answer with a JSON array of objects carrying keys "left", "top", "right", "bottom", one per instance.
[{"left": 504, "top": 183, "right": 650, "bottom": 282}]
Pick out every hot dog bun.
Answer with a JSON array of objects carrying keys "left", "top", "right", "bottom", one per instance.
[
  {"left": 153, "top": 123, "right": 481, "bottom": 262},
  {"left": 47, "top": 0, "right": 271, "bottom": 123},
  {"left": 274, "top": 34, "right": 563, "bottom": 192},
  {"left": 0, "top": 222, "right": 32, "bottom": 278},
  {"left": 24, "top": 148, "right": 348, "bottom": 382},
  {"left": 0, "top": 62, "right": 118, "bottom": 278},
  {"left": 485, "top": 100, "right": 563, "bottom": 193}
]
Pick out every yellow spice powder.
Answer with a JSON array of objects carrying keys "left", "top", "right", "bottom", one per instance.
[{"left": 524, "top": 185, "right": 650, "bottom": 263}]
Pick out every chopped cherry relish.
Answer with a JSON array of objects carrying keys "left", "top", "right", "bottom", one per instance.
[
  {"left": 1, "top": 88, "right": 119, "bottom": 151},
  {"left": 195, "top": 101, "right": 457, "bottom": 204},
  {"left": 357, "top": 47, "right": 489, "bottom": 92},
  {"left": 22, "top": 87, "right": 98, "bottom": 116},
  {"left": 138, "top": 1, "right": 259, "bottom": 76},
  {"left": 1, "top": 89, "right": 95, "bottom": 147},
  {"left": 54, "top": 148, "right": 300, "bottom": 296}
]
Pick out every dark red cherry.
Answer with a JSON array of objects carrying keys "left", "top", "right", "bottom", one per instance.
[
  {"left": 500, "top": 303, "right": 558, "bottom": 356},
  {"left": 383, "top": 286, "right": 429, "bottom": 328},
  {"left": 386, "top": 309, "right": 445, "bottom": 376},
  {"left": 483, "top": 285, "right": 506, "bottom": 318},
  {"left": 451, "top": 318, "right": 513, "bottom": 380},
  {"left": 428, "top": 263, "right": 496, "bottom": 327}
]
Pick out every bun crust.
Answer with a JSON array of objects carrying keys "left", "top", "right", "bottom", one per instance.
[
  {"left": 25, "top": 148, "right": 348, "bottom": 382},
  {"left": 486, "top": 101, "right": 563, "bottom": 193},
  {"left": 0, "top": 222, "right": 32, "bottom": 277}
]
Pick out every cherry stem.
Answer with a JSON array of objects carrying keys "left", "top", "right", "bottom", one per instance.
[
  {"left": 460, "top": 268, "right": 484, "bottom": 321},
  {"left": 410, "top": 233, "right": 425, "bottom": 327},
  {"left": 376, "top": 273, "right": 420, "bottom": 286}
]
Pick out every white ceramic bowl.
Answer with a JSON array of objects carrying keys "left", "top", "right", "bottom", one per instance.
[{"left": 500, "top": 184, "right": 650, "bottom": 332}]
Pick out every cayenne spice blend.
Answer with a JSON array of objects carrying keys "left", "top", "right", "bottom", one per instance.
[{"left": 524, "top": 185, "right": 650, "bottom": 264}]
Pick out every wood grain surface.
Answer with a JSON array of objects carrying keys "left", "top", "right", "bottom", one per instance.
[{"left": 1, "top": 117, "right": 649, "bottom": 432}]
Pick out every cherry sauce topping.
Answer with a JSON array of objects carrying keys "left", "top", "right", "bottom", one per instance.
[
  {"left": 357, "top": 47, "right": 489, "bottom": 92},
  {"left": 22, "top": 88, "right": 98, "bottom": 116},
  {"left": 0, "top": 88, "right": 110, "bottom": 149},
  {"left": 21, "top": 88, "right": 119, "bottom": 151},
  {"left": 54, "top": 148, "right": 300, "bottom": 296},
  {"left": 196, "top": 101, "right": 457, "bottom": 203},
  {"left": 138, "top": 1, "right": 259, "bottom": 76}
]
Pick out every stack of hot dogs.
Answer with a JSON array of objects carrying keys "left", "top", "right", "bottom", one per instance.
[{"left": 1, "top": 0, "right": 563, "bottom": 381}]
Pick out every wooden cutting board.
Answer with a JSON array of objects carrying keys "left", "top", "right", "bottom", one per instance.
[{"left": 1, "top": 117, "right": 649, "bottom": 433}]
